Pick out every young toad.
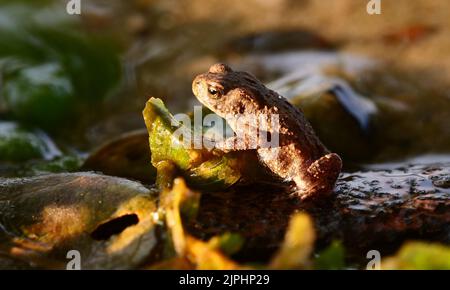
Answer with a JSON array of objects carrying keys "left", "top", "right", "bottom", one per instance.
[{"left": 192, "top": 63, "right": 342, "bottom": 199}]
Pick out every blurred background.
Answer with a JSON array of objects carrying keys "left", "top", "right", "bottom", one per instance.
[{"left": 0, "top": 0, "right": 449, "bottom": 173}]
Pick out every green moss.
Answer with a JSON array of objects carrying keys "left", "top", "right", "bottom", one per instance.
[{"left": 0, "top": 122, "right": 48, "bottom": 162}]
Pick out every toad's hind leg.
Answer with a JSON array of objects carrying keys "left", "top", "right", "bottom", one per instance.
[{"left": 293, "top": 153, "right": 342, "bottom": 200}]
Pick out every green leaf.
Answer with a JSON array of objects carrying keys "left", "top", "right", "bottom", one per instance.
[
  {"left": 143, "top": 97, "right": 241, "bottom": 190},
  {"left": 314, "top": 240, "right": 346, "bottom": 270},
  {"left": 382, "top": 242, "right": 450, "bottom": 270},
  {"left": 208, "top": 233, "right": 244, "bottom": 256}
]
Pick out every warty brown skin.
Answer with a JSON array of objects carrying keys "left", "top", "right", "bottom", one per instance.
[{"left": 192, "top": 63, "right": 342, "bottom": 199}]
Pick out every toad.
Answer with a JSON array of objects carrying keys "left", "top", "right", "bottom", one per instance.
[{"left": 192, "top": 63, "right": 342, "bottom": 199}]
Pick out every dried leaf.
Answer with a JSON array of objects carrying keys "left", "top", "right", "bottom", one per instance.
[
  {"left": 269, "top": 213, "right": 315, "bottom": 269},
  {"left": 0, "top": 172, "right": 159, "bottom": 269}
]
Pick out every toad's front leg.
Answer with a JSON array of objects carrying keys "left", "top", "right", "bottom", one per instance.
[{"left": 213, "top": 133, "right": 260, "bottom": 152}]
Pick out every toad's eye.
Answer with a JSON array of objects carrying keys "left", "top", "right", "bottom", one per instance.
[{"left": 208, "top": 87, "right": 219, "bottom": 96}]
